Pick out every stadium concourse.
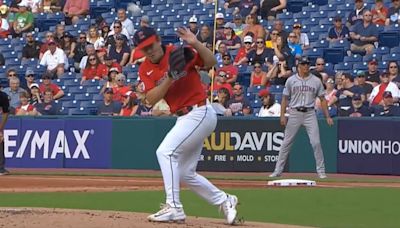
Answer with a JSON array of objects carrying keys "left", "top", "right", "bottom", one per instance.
[{"left": 0, "top": 0, "right": 399, "bottom": 117}]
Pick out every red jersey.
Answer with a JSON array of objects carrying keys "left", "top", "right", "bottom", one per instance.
[
  {"left": 97, "top": 63, "right": 123, "bottom": 78},
  {"left": 139, "top": 45, "right": 206, "bottom": 113},
  {"left": 217, "top": 65, "right": 238, "bottom": 81},
  {"left": 39, "top": 83, "right": 61, "bottom": 96},
  {"left": 113, "top": 85, "right": 131, "bottom": 103},
  {"left": 83, "top": 67, "right": 98, "bottom": 80}
]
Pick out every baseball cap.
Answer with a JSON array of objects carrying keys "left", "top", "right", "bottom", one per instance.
[
  {"left": 293, "top": 23, "right": 302, "bottom": 29},
  {"left": 224, "top": 22, "right": 234, "bottom": 29},
  {"left": 0, "top": 5, "right": 8, "bottom": 14},
  {"left": 369, "top": 58, "right": 378, "bottom": 65},
  {"left": 243, "top": 36, "right": 253, "bottom": 43},
  {"left": 222, "top": 52, "right": 231, "bottom": 59},
  {"left": 233, "top": 14, "right": 242, "bottom": 20},
  {"left": 63, "top": 31, "right": 73, "bottom": 38},
  {"left": 104, "top": 87, "right": 114, "bottom": 94},
  {"left": 383, "top": 91, "right": 393, "bottom": 98},
  {"left": 189, "top": 16, "right": 197, "bottom": 23},
  {"left": 216, "top": 13, "right": 224, "bottom": 19},
  {"left": 133, "top": 27, "right": 158, "bottom": 50},
  {"left": 140, "top": 15, "right": 150, "bottom": 23},
  {"left": 352, "top": 93, "right": 362, "bottom": 100},
  {"left": 258, "top": 89, "right": 270, "bottom": 97},
  {"left": 18, "top": 2, "right": 28, "bottom": 7},
  {"left": 298, "top": 56, "right": 311, "bottom": 64},
  {"left": 25, "top": 69, "right": 34, "bottom": 77},
  {"left": 108, "top": 67, "right": 119, "bottom": 73},
  {"left": 334, "top": 15, "right": 342, "bottom": 21},
  {"left": 356, "top": 70, "right": 365, "bottom": 77},
  {"left": 29, "top": 83, "right": 39, "bottom": 89}
]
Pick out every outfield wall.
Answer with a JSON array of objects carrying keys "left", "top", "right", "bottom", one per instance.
[{"left": 3, "top": 116, "right": 399, "bottom": 175}]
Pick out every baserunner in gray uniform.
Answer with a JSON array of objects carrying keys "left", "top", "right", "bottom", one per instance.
[{"left": 269, "top": 56, "right": 334, "bottom": 179}]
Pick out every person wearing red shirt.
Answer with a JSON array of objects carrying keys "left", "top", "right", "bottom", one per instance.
[
  {"left": 81, "top": 54, "right": 101, "bottom": 84},
  {"left": 112, "top": 73, "right": 131, "bottom": 103},
  {"left": 216, "top": 53, "right": 238, "bottom": 84},
  {"left": 119, "top": 91, "right": 138, "bottom": 116},
  {"left": 234, "top": 35, "right": 254, "bottom": 65},
  {"left": 134, "top": 26, "right": 239, "bottom": 224},
  {"left": 39, "top": 72, "right": 64, "bottom": 100},
  {"left": 97, "top": 55, "right": 123, "bottom": 79},
  {"left": 212, "top": 70, "right": 233, "bottom": 97},
  {"left": 250, "top": 62, "right": 269, "bottom": 86},
  {"left": 15, "top": 91, "right": 34, "bottom": 115}
]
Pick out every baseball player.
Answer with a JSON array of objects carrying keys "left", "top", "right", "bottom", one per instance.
[
  {"left": 133, "top": 27, "right": 239, "bottom": 224},
  {"left": 0, "top": 89, "right": 10, "bottom": 175},
  {"left": 269, "top": 56, "right": 334, "bottom": 179}
]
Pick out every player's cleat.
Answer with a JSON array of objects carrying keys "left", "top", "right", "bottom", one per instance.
[
  {"left": 318, "top": 172, "right": 327, "bottom": 179},
  {"left": 269, "top": 172, "right": 281, "bottom": 178},
  {"left": 220, "top": 194, "right": 239, "bottom": 225},
  {"left": 0, "top": 169, "right": 10, "bottom": 176},
  {"left": 147, "top": 203, "right": 186, "bottom": 223}
]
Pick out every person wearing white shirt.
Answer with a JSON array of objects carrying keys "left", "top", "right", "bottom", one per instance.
[
  {"left": 40, "top": 40, "right": 66, "bottom": 77},
  {"left": 369, "top": 72, "right": 400, "bottom": 105},
  {"left": 111, "top": 9, "right": 135, "bottom": 36},
  {"left": 258, "top": 89, "right": 281, "bottom": 117}
]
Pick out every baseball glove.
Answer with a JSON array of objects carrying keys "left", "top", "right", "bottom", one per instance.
[{"left": 168, "top": 47, "right": 194, "bottom": 80}]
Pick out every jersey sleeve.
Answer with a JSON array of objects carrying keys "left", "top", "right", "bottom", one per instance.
[
  {"left": 283, "top": 77, "right": 292, "bottom": 96},
  {"left": 188, "top": 47, "right": 204, "bottom": 68},
  {"left": 316, "top": 78, "right": 325, "bottom": 97}
]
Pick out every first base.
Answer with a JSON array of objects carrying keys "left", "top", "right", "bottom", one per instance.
[{"left": 267, "top": 179, "right": 316, "bottom": 187}]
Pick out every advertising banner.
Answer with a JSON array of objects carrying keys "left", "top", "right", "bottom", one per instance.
[
  {"left": 337, "top": 119, "right": 398, "bottom": 174},
  {"left": 198, "top": 118, "right": 285, "bottom": 172},
  {"left": 5, "top": 119, "right": 112, "bottom": 169}
]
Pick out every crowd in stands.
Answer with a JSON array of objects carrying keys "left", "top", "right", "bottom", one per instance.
[{"left": 0, "top": 0, "right": 399, "bottom": 118}]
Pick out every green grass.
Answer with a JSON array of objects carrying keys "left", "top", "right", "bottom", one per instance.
[{"left": 0, "top": 188, "right": 399, "bottom": 228}]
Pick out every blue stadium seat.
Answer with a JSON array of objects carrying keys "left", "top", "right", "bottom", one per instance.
[
  {"left": 311, "top": 40, "right": 329, "bottom": 49},
  {"left": 277, "top": 11, "right": 293, "bottom": 20},
  {"left": 329, "top": 39, "right": 350, "bottom": 49},
  {"left": 68, "top": 86, "right": 85, "bottom": 94},
  {"left": 75, "top": 93, "right": 93, "bottom": 101},
  {"left": 250, "top": 99, "right": 262, "bottom": 108},
  {"left": 378, "top": 61, "right": 388, "bottom": 71},
  {"left": 352, "top": 62, "right": 368, "bottom": 71},
  {"left": 319, "top": 4, "right": 337, "bottom": 12},
  {"left": 287, "top": 0, "right": 306, "bottom": 13},
  {"left": 293, "top": 10, "right": 311, "bottom": 19},
  {"left": 373, "top": 46, "right": 390, "bottom": 55},
  {"left": 390, "top": 46, "right": 400, "bottom": 54},
  {"left": 302, "top": 4, "right": 319, "bottom": 12},
  {"left": 344, "top": 54, "right": 362, "bottom": 63},
  {"left": 69, "top": 107, "right": 91, "bottom": 115},
  {"left": 334, "top": 62, "right": 352, "bottom": 71},
  {"left": 247, "top": 85, "right": 265, "bottom": 93},
  {"left": 274, "top": 93, "right": 283, "bottom": 103},
  {"left": 62, "top": 100, "right": 79, "bottom": 108},
  {"left": 324, "top": 48, "right": 345, "bottom": 64},
  {"left": 64, "top": 79, "right": 80, "bottom": 87},
  {"left": 311, "top": 10, "right": 328, "bottom": 18},
  {"left": 269, "top": 85, "right": 285, "bottom": 93},
  {"left": 382, "top": 53, "right": 400, "bottom": 62},
  {"left": 378, "top": 32, "right": 400, "bottom": 48},
  {"left": 86, "top": 86, "right": 101, "bottom": 94},
  {"left": 362, "top": 54, "right": 382, "bottom": 62},
  {"left": 93, "top": 94, "right": 104, "bottom": 101}
]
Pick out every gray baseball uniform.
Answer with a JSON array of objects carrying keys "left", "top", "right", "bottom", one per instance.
[{"left": 272, "top": 73, "right": 326, "bottom": 175}]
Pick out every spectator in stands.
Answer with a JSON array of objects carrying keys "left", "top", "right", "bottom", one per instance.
[
  {"left": 53, "top": 23, "right": 65, "bottom": 44},
  {"left": 231, "top": 0, "right": 259, "bottom": 19},
  {"left": 258, "top": 89, "right": 280, "bottom": 117},
  {"left": 369, "top": 72, "right": 400, "bottom": 106},
  {"left": 373, "top": 91, "right": 400, "bottom": 116},
  {"left": 21, "top": 68, "right": 35, "bottom": 91},
  {"left": 310, "top": 57, "right": 330, "bottom": 82},
  {"left": 350, "top": 10, "right": 378, "bottom": 55},
  {"left": 217, "top": 53, "right": 238, "bottom": 84},
  {"left": 100, "top": 23, "right": 110, "bottom": 39},
  {"left": 364, "top": 59, "right": 380, "bottom": 87},
  {"left": 245, "top": 37, "right": 274, "bottom": 66},
  {"left": 87, "top": 25, "right": 105, "bottom": 50},
  {"left": 60, "top": 31, "right": 76, "bottom": 59},
  {"left": 39, "top": 32, "right": 56, "bottom": 59},
  {"left": 40, "top": 40, "right": 66, "bottom": 78},
  {"left": 39, "top": 72, "right": 64, "bottom": 99},
  {"left": 371, "top": 0, "right": 388, "bottom": 26},
  {"left": 11, "top": 2, "right": 33, "bottom": 37},
  {"left": 242, "top": 14, "right": 265, "bottom": 40},
  {"left": 211, "top": 87, "right": 231, "bottom": 116},
  {"left": 260, "top": 0, "right": 286, "bottom": 21},
  {"left": 119, "top": 91, "right": 138, "bottom": 116},
  {"left": 327, "top": 16, "right": 350, "bottom": 42},
  {"left": 188, "top": 16, "right": 199, "bottom": 36},
  {"left": 269, "top": 58, "right": 292, "bottom": 86},
  {"left": 215, "top": 42, "right": 228, "bottom": 65},
  {"left": 6, "top": 69, "right": 17, "bottom": 80},
  {"left": 269, "top": 20, "right": 288, "bottom": 46},
  {"left": 355, "top": 71, "right": 373, "bottom": 98},
  {"left": 265, "top": 29, "right": 278, "bottom": 48},
  {"left": 28, "top": 83, "right": 41, "bottom": 105},
  {"left": 63, "top": 0, "right": 89, "bottom": 25},
  {"left": 79, "top": 44, "right": 95, "bottom": 70},
  {"left": 22, "top": 32, "right": 41, "bottom": 60},
  {"left": 73, "top": 32, "right": 89, "bottom": 69},
  {"left": 97, "top": 87, "right": 121, "bottom": 116},
  {"left": 231, "top": 14, "right": 246, "bottom": 37},
  {"left": 316, "top": 77, "right": 337, "bottom": 117},
  {"left": 348, "top": 93, "right": 371, "bottom": 117},
  {"left": 81, "top": 54, "right": 101, "bottom": 84},
  {"left": 112, "top": 73, "right": 130, "bottom": 103},
  {"left": 111, "top": 8, "right": 135, "bottom": 36},
  {"left": 387, "top": 61, "right": 400, "bottom": 87},
  {"left": 31, "top": 89, "right": 61, "bottom": 115},
  {"left": 139, "top": 15, "right": 150, "bottom": 28},
  {"left": 250, "top": 62, "right": 268, "bottom": 86},
  {"left": 15, "top": 91, "right": 34, "bottom": 116},
  {"left": 347, "top": 0, "right": 368, "bottom": 26},
  {"left": 292, "top": 23, "right": 309, "bottom": 50},
  {"left": 226, "top": 83, "right": 252, "bottom": 116},
  {"left": 100, "top": 67, "right": 119, "bottom": 94},
  {"left": 334, "top": 71, "right": 344, "bottom": 90},
  {"left": 218, "top": 23, "right": 241, "bottom": 51},
  {"left": 234, "top": 35, "right": 253, "bottom": 65},
  {"left": 386, "top": 0, "right": 400, "bottom": 25},
  {"left": 40, "top": 0, "right": 63, "bottom": 13},
  {"left": 272, "top": 35, "right": 294, "bottom": 70},
  {"left": 0, "top": 5, "right": 10, "bottom": 38},
  {"left": 135, "top": 97, "right": 154, "bottom": 116},
  {"left": 108, "top": 34, "right": 130, "bottom": 66},
  {"left": 98, "top": 56, "right": 122, "bottom": 79},
  {"left": 212, "top": 70, "right": 233, "bottom": 97},
  {"left": 215, "top": 12, "right": 225, "bottom": 40},
  {"left": 3, "top": 76, "right": 27, "bottom": 109},
  {"left": 197, "top": 24, "right": 213, "bottom": 51},
  {"left": 152, "top": 99, "right": 171, "bottom": 117},
  {"left": 287, "top": 32, "right": 302, "bottom": 59},
  {"left": 105, "top": 20, "right": 129, "bottom": 47},
  {"left": 96, "top": 47, "right": 107, "bottom": 63},
  {"left": 329, "top": 73, "right": 365, "bottom": 116}
]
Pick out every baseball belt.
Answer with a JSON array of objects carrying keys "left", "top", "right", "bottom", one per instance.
[{"left": 175, "top": 100, "right": 207, "bottom": 116}]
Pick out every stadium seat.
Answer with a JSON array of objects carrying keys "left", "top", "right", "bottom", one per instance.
[
  {"left": 378, "top": 32, "right": 400, "bottom": 48},
  {"left": 68, "top": 107, "right": 90, "bottom": 115},
  {"left": 269, "top": 85, "right": 285, "bottom": 93},
  {"left": 334, "top": 62, "right": 352, "bottom": 71},
  {"left": 352, "top": 62, "right": 368, "bottom": 71},
  {"left": 247, "top": 85, "right": 265, "bottom": 94},
  {"left": 250, "top": 99, "right": 262, "bottom": 108},
  {"left": 62, "top": 100, "right": 79, "bottom": 108},
  {"left": 329, "top": 39, "right": 350, "bottom": 49},
  {"left": 382, "top": 53, "right": 400, "bottom": 62},
  {"left": 324, "top": 48, "right": 345, "bottom": 64},
  {"left": 373, "top": 46, "right": 390, "bottom": 55},
  {"left": 344, "top": 54, "right": 362, "bottom": 63},
  {"left": 75, "top": 93, "right": 93, "bottom": 101},
  {"left": 311, "top": 10, "right": 328, "bottom": 18},
  {"left": 311, "top": 40, "right": 329, "bottom": 49}
]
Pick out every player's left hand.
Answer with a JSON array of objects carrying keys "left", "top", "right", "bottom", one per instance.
[
  {"left": 176, "top": 27, "right": 197, "bottom": 46},
  {"left": 326, "top": 117, "right": 334, "bottom": 126}
]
